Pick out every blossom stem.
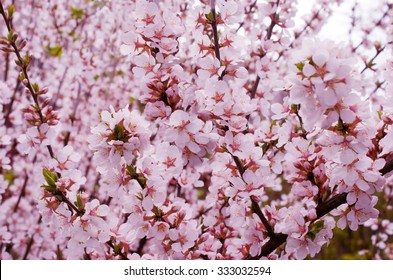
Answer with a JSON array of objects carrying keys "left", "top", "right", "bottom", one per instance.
[
  {"left": 250, "top": 0, "right": 280, "bottom": 99},
  {"left": 56, "top": 191, "right": 84, "bottom": 215},
  {"left": 4, "top": 52, "right": 9, "bottom": 81},
  {"left": 211, "top": 7, "right": 221, "bottom": 62},
  {"left": 22, "top": 215, "right": 42, "bottom": 259},
  {"left": 265, "top": 0, "right": 280, "bottom": 40},
  {"left": 360, "top": 43, "right": 388, "bottom": 74},
  {"left": 4, "top": 78, "right": 21, "bottom": 128},
  {"left": 0, "top": 1, "right": 55, "bottom": 158},
  {"left": 106, "top": 240, "right": 128, "bottom": 260},
  {"left": 250, "top": 76, "right": 260, "bottom": 99},
  {"left": 352, "top": 3, "right": 392, "bottom": 52},
  {"left": 229, "top": 152, "right": 275, "bottom": 239},
  {"left": 13, "top": 173, "right": 28, "bottom": 212},
  {"left": 251, "top": 198, "right": 275, "bottom": 238},
  {"left": 380, "top": 157, "right": 393, "bottom": 175},
  {"left": 136, "top": 237, "right": 147, "bottom": 255},
  {"left": 236, "top": 0, "right": 258, "bottom": 32},
  {"left": 293, "top": 105, "right": 307, "bottom": 137}
]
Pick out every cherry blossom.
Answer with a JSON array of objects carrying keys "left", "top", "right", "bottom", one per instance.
[{"left": 1, "top": 0, "right": 393, "bottom": 261}]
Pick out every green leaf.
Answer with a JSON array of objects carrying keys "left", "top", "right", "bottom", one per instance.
[
  {"left": 270, "top": 119, "right": 277, "bottom": 129},
  {"left": 3, "top": 170, "right": 17, "bottom": 185},
  {"left": 295, "top": 62, "right": 304, "bottom": 71},
  {"left": 152, "top": 206, "right": 163, "bottom": 218},
  {"left": 7, "top": 29, "right": 14, "bottom": 42},
  {"left": 8, "top": 5, "right": 16, "bottom": 18},
  {"left": 42, "top": 169, "right": 58, "bottom": 189},
  {"left": 205, "top": 12, "right": 214, "bottom": 21},
  {"left": 32, "top": 83, "right": 39, "bottom": 92},
  {"left": 220, "top": 145, "right": 229, "bottom": 152},
  {"left": 74, "top": 194, "right": 85, "bottom": 212},
  {"left": 71, "top": 6, "right": 85, "bottom": 20},
  {"left": 312, "top": 220, "right": 325, "bottom": 233},
  {"left": 46, "top": 44, "right": 63, "bottom": 57},
  {"left": 307, "top": 231, "right": 316, "bottom": 241},
  {"left": 41, "top": 184, "right": 57, "bottom": 193},
  {"left": 290, "top": 104, "right": 298, "bottom": 111},
  {"left": 126, "top": 165, "right": 136, "bottom": 175},
  {"left": 136, "top": 192, "right": 144, "bottom": 201},
  {"left": 22, "top": 52, "right": 30, "bottom": 65},
  {"left": 112, "top": 124, "right": 129, "bottom": 142},
  {"left": 196, "top": 188, "right": 206, "bottom": 200}
]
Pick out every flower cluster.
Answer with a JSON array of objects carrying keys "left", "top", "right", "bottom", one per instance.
[{"left": 1, "top": 0, "right": 393, "bottom": 260}]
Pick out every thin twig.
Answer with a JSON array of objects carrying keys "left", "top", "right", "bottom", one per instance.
[
  {"left": 251, "top": 198, "right": 275, "bottom": 237},
  {"left": 0, "top": 2, "right": 55, "bottom": 158},
  {"left": 360, "top": 43, "right": 389, "bottom": 74},
  {"left": 211, "top": 6, "right": 221, "bottom": 61},
  {"left": 250, "top": 0, "right": 280, "bottom": 98},
  {"left": 352, "top": 4, "right": 392, "bottom": 52}
]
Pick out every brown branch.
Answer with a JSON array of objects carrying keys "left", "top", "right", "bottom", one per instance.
[
  {"left": 250, "top": 75, "right": 260, "bottom": 99},
  {"left": 250, "top": 0, "right": 280, "bottom": 99},
  {"left": 227, "top": 151, "right": 275, "bottom": 240},
  {"left": 256, "top": 157, "right": 393, "bottom": 258},
  {"left": 258, "top": 233, "right": 287, "bottom": 257},
  {"left": 4, "top": 78, "right": 21, "bottom": 127},
  {"left": 52, "top": 67, "right": 69, "bottom": 110},
  {"left": 4, "top": 52, "right": 9, "bottom": 81},
  {"left": 22, "top": 215, "right": 42, "bottom": 259},
  {"left": 315, "top": 192, "right": 348, "bottom": 218},
  {"left": 0, "top": 1, "right": 55, "bottom": 158},
  {"left": 13, "top": 173, "right": 28, "bottom": 212},
  {"left": 106, "top": 240, "right": 129, "bottom": 260},
  {"left": 251, "top": 197, "right": 275, "bottom": 237},
  {"left": 136, "top": 237, "right": 147, "bottom": 255},
  {"left": 211, "top": 6, "right": 220, "bottom": 61},
  {"left": 265, "top": 0, "right": 280, "bottom": 40},
  {"left": 380, "top": 158, "right": 393, "bottom": 175},
  {"left": 1, "top": 2, "right": 130, "bottom": 261}
]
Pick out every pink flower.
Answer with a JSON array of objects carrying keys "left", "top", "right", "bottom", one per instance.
[
  {"left": 18, "top": 123, "right": 56, "bottom": 158},
  {"left": 169, "top": 221, "right": 199, "bottom": 252}
]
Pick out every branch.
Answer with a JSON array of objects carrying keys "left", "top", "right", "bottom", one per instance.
[
  {"left": 22, "top": 215, "right": 42, "bottom": 259},
  {"left": 250, "top": 0, "right": 280, "bottom": 99},
  {"left": 210, "top": 4, "right": 220, "bottom": 61},
  {"left": 360, "top": 43, "right": 388, "bottom": 74},
  {"left": 251, "top": 197, "right": 275, "bottom": 237},
  {"left": 106, "top": 240, "right": 129, "bottom": 260},
  {"left": 227, "top": 151, "right": 275, "bottom": 239},
  {"left": 250, "top": 76, "right": 260, "bottom": 99},
  {"left": 57, "top": 191, "right": 84, "bottom": 215},
  {"left": 352, "top": 3, "right": 392, "bottom": 52},
  {"left": 0, "top": 1, "right": 55, "bottom": 158},
  {"left": 380, "top": 157, "right": 393, "bottom": 176},
  {"left": 256, "top": 157, "right": 393, "bottom": 258},
  {"left": 13, "top": 173, "right": 28, "bottom": 212},
  {"left": 3, "top": 78, "right": 21, "bottom": 127},
  {"left": 236, "top": 0, "right": 258, "bottom": 32}
]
